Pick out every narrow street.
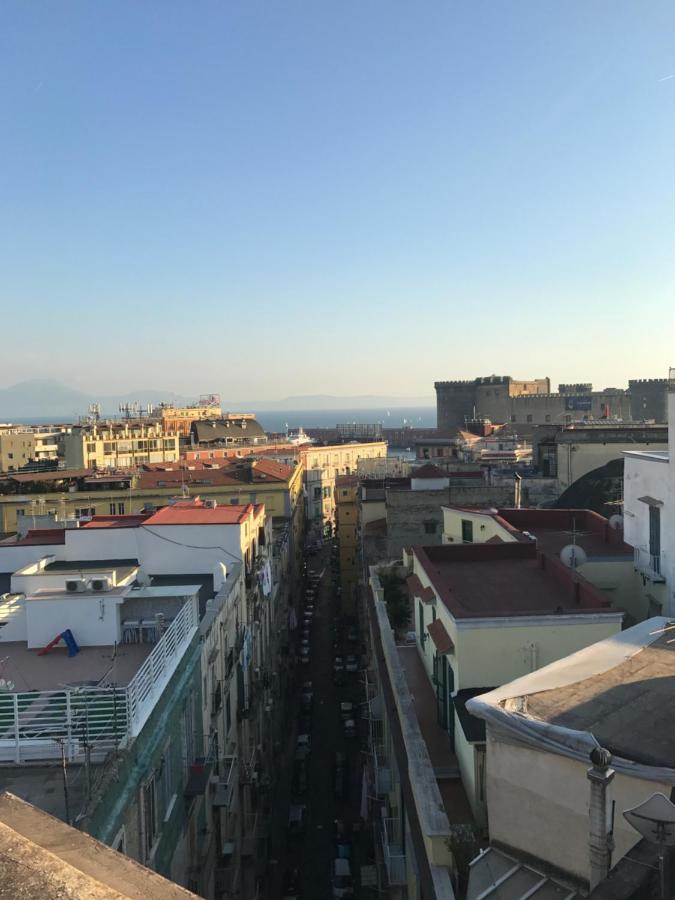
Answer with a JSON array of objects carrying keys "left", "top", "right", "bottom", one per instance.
[{"left": 267, "top": 536, "right": 366, "bottom": 900}]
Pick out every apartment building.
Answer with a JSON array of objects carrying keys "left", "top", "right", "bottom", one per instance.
[
  {"left": 467, "top": 618, "right": 675, "bottom": 898},
  {"left": 62, "top": 423, "right": 180, "bottom": 470},
  {"left": 334, "top": 474, "right": 359, "bottom": 614},
  {"left": 404, "top": 540, "right": 622, "bottom": 825},
  {"left": 442, "top": 506, "right": 642, "bottom": 623},
  {"left": 0, "top": 426, "right": 64, "bottom": 472},
  {"left": 623, "top": 371, "right": 675, "bottom": 619},
  {"left": 300, "top": 441, "right": 387, "bottom": 529},
  {"left": 0, "top": 498, "right": 288, "bottom": 899},
  {"left": 154, "top": 397, "right": 222, "bottom": 436}
]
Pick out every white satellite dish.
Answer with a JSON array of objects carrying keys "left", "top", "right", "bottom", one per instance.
[
  {"left": 0, "top": 679, "right": 15, "bottom": 691},
  {"left": 136, "top": 567, "right": 152, "bottom": 587},
  {"left": 608, "top": 514, "right": 624, "bottom": 530},
  {"left": 560, "top": 544, "right": 588, "bottom": 569}
]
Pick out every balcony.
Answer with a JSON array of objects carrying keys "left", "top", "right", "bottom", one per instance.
[
  {"left": 212, "top": 754, "right": 238, "bottom": 808},
  {"left": 380, "top": 816, "right": 406, "bottom": 886},
  {"left": 634, "top": 546, "right": 666, "bottom": 583},
  {"left": 373, "top": 745, "right": 392, "bottom": 796}
]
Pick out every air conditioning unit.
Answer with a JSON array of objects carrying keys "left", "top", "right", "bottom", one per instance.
[
  {"left": 65, "top": 578, "right": 87, "bottom": 593},
  {"left": 90, "top": 577, "right": 112, "bottom": 592}
]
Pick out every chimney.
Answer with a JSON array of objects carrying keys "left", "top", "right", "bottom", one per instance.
[{"left": 587, "top": 747, "right": 615, "bottom": 890}]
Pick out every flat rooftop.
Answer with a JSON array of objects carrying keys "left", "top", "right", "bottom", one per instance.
[
  {"left": 0, "top": 643, "right": 152, "bottom": 691},
  {"left": 524, "top": 631, "right": 675, "bottom": 768},
  {"left": 496, "top": 508, "right": 632, "bottom": 559},
  {"left": 413, "top": 543, "right": 615, "bottom": 619}
]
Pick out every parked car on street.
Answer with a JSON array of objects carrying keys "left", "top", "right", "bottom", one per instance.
[{"left": 332, "top": 858, "right": 354, "bottom": 899}]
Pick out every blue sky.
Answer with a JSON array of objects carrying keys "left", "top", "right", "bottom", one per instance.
[{"left": 1, "top": 2, "right": 674, "bottom": 401}]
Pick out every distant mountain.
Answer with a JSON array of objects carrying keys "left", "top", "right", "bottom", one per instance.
[
  {"left": 0, "top": 380, "right": 434, "bottom": 420},
  {"left": 229, "top": 394, "right": 435, "bottom": 411},
  {"left": 0, "top": 379, "right": 192, "bottom": 420}
]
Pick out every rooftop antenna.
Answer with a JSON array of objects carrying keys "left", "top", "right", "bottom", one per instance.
[
  {"left": 119, "top": 402, "right": 139, "bottom": 420},
  {"left": 87, "top": 403, "right": 101, "bottom": 423}
]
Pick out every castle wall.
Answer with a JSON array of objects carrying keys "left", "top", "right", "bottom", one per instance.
[
  {"left": 434, "top": 381, "right": 477, "bottom": 431},
  {"left": 629, "top": 379, "right": 668, "bottom": 422}
]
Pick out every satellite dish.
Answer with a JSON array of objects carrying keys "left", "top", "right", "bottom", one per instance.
[
  {"left": 136, "top": 567, "right": 152, "bottom": 587},
  {"left": 0, "top": 679, "right": 14, "bottom": 692},
  {"left": 608, "top": 514, "right": 624, "bottom": 530},
  {"left": 560, "top": 544, "right": 588, "bottom": 568},
  {"left": 624, "top": 793, "right": 675, "bottom": 846}
]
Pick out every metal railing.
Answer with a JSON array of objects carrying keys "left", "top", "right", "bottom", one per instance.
[
  {"left": 0, "top": 686, "right": 128, "bottom": 763},
  {"left": 634, "top": 546, "right": 666, "bottom": 581},
  {"left": 127, "top": 596, "right": 198, "bottom": 733},
  {"left": 0, "top": 598, "right": 197, "bottom": 763},
  {"left": 380, "top": 816, "right": 406, "bottom": 885},
  {"left": 373, "top": 745, "right": 392, "bottom": 795}
]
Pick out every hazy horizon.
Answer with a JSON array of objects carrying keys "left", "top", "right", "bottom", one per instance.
[{"left": 2, "top": 2, "right": 674, "bottom": 395}]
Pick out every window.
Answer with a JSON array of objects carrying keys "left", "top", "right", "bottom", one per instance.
[
  {"left": 510, "top": 415, "right": 516, "bottom": 423},
  {"left": 545, "top": 414, "right": 551, "bottom": 423},
  {"left": 526, "top": 414, "right": 533, "bottom": 423},
  {"left": 7, "top": 453, "right": 13, "bottom": 460},
  {"left": 313, "top": 487, "right": 322, "bottom": 500},
  {"left": 423, "top": 521, "right": 437, "bottom": 535},
  {"left": 461, "top": 519, "right": 473, "bottom": 543},
  {"left": 649, "top": 505, "right": 661, "bottom": 573},
  {"left": 182, "top": 695, "right": 195, "bottom": 777},
  {"left": 160, "top": 740, "right": 176, "bottom": 819},
  {"left": 109, "top": 502, "right": 125, "bottom": 515},
  {"left": 418, "top": 601, "right": 424, "bottom": 649},
  {"left": 75, "top": 507, "right": 95, "bottom": 519},
  {"left": 142, "top": 776, "right": 158, "bottom": 860}
]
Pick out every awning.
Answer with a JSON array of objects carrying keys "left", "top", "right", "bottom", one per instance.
[
  {"left": 427, "top": 619, "right": 454, "bottom": 654},
  {"left": 406, "top": 573, "right": 435, "bottom": 605}
]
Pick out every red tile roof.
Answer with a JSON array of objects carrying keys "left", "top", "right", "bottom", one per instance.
[
  {"left": 137, "top": 457, "right": 296, "bottom": 490},
  {"left": 144, "top": 501, "right": 255, "bottom": 526},
  {"left": 412, "top": 542, "right": 615, "bottom": 619},
  {"left": 427, "top": 619, "right": 454, "bottom": 654}
]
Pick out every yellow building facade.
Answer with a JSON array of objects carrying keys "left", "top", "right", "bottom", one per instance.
[
  {"left": 62, "top": 423, "right": 180, "bottom": 470},
  {"left": 301, "top": 441, "right": 387, "bottom": 527},
  {"left": 334, "top": 475, "right": 359, "bottom": 614}
]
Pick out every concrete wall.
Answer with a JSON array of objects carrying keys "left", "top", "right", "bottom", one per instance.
[
  {"left": 453, "top": 710, "right": 486, "bottom": 825},
  {"left": 387, "top": 486, "right": 516, "bottom": 560},
  {"left": 557, "top": 438, "right": 667, "bottom": 490},
  {"left": 24, "top": 592, "right": 124, "bottom": 648},
  {"left": 442, "top": 508, "right": 517, "bottom": 545},
  {"left": 485, "top": 736, "right": 672, "bottom": 887}
]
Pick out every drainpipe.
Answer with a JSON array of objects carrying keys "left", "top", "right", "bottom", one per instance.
[{"left": 587, "top": 747, "right": 615, "bottom": 890}]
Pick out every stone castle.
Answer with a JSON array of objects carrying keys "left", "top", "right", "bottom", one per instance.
[{"left": 434, "top": 375, "right": 668, "bottom": 431}]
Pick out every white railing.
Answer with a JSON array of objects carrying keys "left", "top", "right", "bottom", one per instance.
[
  {"left": 381, "top": 816, "right": 406, "bottom": 885},
  {"left": 0, "top": 598, "right": 197, "bottom": 763},
  {"left": 0, "top": 686, "right": 128, "bottom": 763},
  {"left": 634, "top": 546, "right": 666, "bottom": 581},
  {"left": 127, "top": 596, "right": 198, "bottom": 734}
]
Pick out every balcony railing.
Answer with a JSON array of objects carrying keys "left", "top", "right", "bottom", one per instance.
[
  {"left": 380, "top": 816, "right": 406, "bottom": 886},
  {"left": 127, "top": 595, "right": 199, "bottom": 734},
  {"left": 373, "top": 745, "right": 392, "bottom": 796},
  {"left": 634, "top": 546, "right": 666, "bottom": 582}
]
